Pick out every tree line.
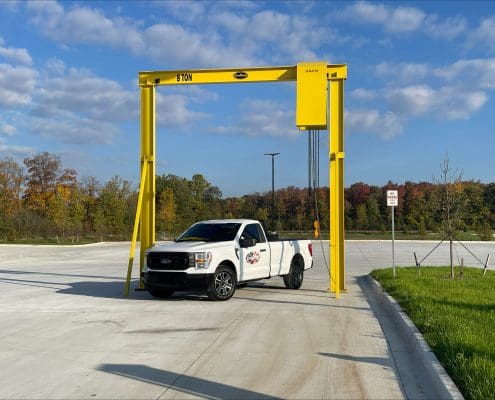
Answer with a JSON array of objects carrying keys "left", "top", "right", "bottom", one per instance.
[{"left": 0, "top": 152, "right": 493, "bottom": 242}]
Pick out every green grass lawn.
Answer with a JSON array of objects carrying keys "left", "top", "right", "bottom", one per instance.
[{"left": 371, "top": 267, "right": 495, "bottom": 400}]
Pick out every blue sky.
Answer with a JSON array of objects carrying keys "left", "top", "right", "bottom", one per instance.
[{"left": 0, "top": 1, "right": 494, "bottom": 196}]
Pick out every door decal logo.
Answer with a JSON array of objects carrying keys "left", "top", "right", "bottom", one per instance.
[{"left": 245, "top": 251, "right": 260, "bottom": 265}]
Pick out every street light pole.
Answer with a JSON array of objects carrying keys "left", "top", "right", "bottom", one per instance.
[{"left": 264, "top": 152, "right": 280, "bottom": 229}]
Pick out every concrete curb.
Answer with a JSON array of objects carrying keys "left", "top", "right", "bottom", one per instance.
[{"left": 365, "top": 275, "right": 464, "bottom": 400}]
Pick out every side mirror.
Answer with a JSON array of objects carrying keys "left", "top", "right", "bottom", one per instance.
[{"left": 239, "top": 238, "right": 256, "bottom": 248}]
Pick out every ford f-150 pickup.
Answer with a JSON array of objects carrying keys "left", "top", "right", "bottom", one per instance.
[{"left": 142, "top": 219, "right": 313, "bottom": 300}]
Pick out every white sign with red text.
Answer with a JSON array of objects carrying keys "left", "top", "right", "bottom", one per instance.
[{"left": 387, "top": 190, "right": 398, "bottom": 207}]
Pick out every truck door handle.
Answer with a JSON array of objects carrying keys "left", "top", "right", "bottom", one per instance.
[{"left": 260, "top": 249, "right": 267, "bottom": 252}]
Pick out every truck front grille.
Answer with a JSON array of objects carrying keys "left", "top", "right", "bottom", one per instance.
[{"left": 147, "top": 252, "right": 190, "bottom": 270}]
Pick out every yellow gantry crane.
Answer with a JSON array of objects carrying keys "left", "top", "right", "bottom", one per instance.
[{"left": 125, "top": 62, "right": 347, "bottom": 297}]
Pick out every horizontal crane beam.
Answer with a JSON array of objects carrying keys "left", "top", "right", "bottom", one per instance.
[{"left": 139, "top": 64, "right": 346, "bottom": 86}]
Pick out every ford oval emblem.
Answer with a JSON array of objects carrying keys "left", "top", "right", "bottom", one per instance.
[
  {"left": 234, "top": 71, "right": 248, "bottom": 80},
  {"left": 161, "top": 258, "right": 172, "bottom": 264}
]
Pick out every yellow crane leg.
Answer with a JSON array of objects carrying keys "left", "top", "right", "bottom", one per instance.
[
  {"left": 124, "top": 161, "right": 148, "bottom": 296},
  {"left": 139, "top": 85, "right": 156, "bottom": 289},
  {"left": 329, "top": 78, "right": 346, "bottom": 297}
]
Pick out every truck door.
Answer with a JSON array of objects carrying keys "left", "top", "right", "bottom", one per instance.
[{"left": 239, "top": 223, "right": 270, "bottom": 281}]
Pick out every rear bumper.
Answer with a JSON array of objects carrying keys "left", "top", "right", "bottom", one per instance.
[{"left": 142, "top": 271, "right": 213, "bottom": 291}]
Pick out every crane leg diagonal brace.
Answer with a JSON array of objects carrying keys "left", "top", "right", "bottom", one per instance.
[{"left": 125, "top": 62, "right": 347, "bottom": 297}]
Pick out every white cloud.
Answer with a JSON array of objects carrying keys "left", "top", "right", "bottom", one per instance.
[
  {"left": 142, "top": 23, "right": 254, "bottom": 67},
  {"left": 29, "top": 114, "right": 118, "bottom": 145},
  {"left": 32, "top": 69, "right": 138, "bottom": 121},
  {"left": 437, "top": 89, "right": 488, "bottom": 120},
  {"left": 210, "top": 11, "right": 249, "bottom": 35},
  {"left": 341, "top": 2, "right": 389, "bottom": 25},
  {"left": 346, "top": 109, "right": 403, "bottom": 139},
  {"left": 376, "top": 62, "right": 429, "bottom": 83},
  {"left": 156, "top": 93, "right": 208, "bottom": 127},
  {"left": 210, "top": 99, "right": 296, "bottom": 137},
  {"left": 371, "top": 58, "right": 494, "bottom": 121},
  {"left": 44, "top": 58, "right": 66, "bottom": 75},
  {"left": 424, "top": 15, "right": 466, "bottom": 40},
  {"left": 0, "top": 63, "right": 38, "bottom": 107},
  {"left": 0, "top": 1, "right": 20, "bottom": 12},
  {"left": 0, "top": 123, "right": 16, "bottom": 136},
  {"left": 340, "top": 2, "right": 424, "bottom": 32},
  {"left": 340, "top": 2, "right": 465, "bottom": 39},
  {"left": 0, "top": 137, "right": 35, "bottom": 156},
  {"left": 385, "top": 85, "right": 488, "bottom": 120},
  {"left": 433, "top": 58, "right": 495, "bottom": 89},
  {"left": 466, "top": 15, "right": 495, "bottom": 52},
  {"left": 386, "top": 6, "right": 425, "bottom": 33},
  {"left": 0, "top": 38, "right": 33, "bottom": 65},
  {"left": 25, "top": 1, "right": 328, "bottom": 67},
  {"left": 157, "top": 0, "right": 207, "bottom": 24},
  {"left": 27, "top": 1, "right": 144, "bottom": 53},
  {"left": 23, "top": 67, "right": 209, "bottom": 144},
  {"left": 351, "top": 88, "right": 376, "bottom": 101},
  {"left": 385, "top": 85, "right": 436, "bottom": 116}
]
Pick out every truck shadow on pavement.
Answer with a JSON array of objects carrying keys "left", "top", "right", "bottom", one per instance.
[
  {"left": 57, "top": 280, "right": 153, "bottom": 300},
  {"left": 55, "top": 280, "right": 219, "bottom": 301},
  {"left": 97, "top": 363, "right": 281, "bottom": 399}
]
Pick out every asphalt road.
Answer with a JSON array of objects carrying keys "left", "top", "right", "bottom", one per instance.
[{"left": 0, "top": 240, "right": 492, "bottom": 399}]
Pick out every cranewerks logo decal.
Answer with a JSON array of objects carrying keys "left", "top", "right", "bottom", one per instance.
[{"left": 245, "top": 251, "right": 260, "bottom": 265}]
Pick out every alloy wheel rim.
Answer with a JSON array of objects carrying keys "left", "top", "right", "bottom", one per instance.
[{"left": 215, "top": 271, "right": 233, "bottom": 296}]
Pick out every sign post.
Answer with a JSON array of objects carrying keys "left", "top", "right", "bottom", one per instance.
[{"left": 387, "top": 190, "right": 398, "bottom": 278}]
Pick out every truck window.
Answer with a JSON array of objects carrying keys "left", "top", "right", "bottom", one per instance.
[
  {"left": 177, "top": 223, "right": 241, "bottom": 242},
  {"left": 241, "top": 223, "right": 266, "bottom": 243}
]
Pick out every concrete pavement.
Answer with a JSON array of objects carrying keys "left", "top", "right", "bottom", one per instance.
[{"left": 0, "top": 240, "right": 489, "bottom": 399}]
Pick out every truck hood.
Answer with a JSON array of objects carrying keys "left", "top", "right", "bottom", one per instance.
[{"left": 148, "top": 241, "right": 233, "bottom": 253}]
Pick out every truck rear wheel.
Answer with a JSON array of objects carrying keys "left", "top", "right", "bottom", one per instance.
[
  {"left": 283, "top": 258, "right": 304, "bottom": 289},
  {"left": 207, "top": 265, "right": 236, "bottom": 301},
  {"left": 147, "top": 287, "right": 175, "bottom": 298}
]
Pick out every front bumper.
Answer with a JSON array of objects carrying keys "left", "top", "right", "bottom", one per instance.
[{"left": 142, "top": 271, "right": 213, "bottom": 291}]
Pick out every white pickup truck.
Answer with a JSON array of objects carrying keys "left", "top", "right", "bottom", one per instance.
[{"left": 142, "top": 219, "right": 313, "bottom": 300}]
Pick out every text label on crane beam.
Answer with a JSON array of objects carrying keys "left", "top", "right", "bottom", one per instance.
[{"left": 177, "top": 73, "right": 193, "bottom": 82}]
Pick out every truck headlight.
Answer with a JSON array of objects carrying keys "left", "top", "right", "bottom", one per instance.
[{"left": 189, "top": 252, "right": 212, "bottom": 269}]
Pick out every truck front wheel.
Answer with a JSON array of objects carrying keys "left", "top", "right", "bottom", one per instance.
[
  {"left": 207, "top": 265, "right": 236, "bottom": 301},
  {"left": 283, "top": 258, "right": 304, "bottom": 289}
]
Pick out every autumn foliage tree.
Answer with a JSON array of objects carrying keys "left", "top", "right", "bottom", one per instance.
[
  {"left": 0, "top": 152, "right": 494, "bottom": 242},
  {"left": 0, "top": 157, "right": 24, "bottom": 239}
]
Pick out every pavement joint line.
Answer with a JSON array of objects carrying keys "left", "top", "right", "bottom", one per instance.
[
  {"left": 364, "top": 274, "right": 465, "bottom": 400},
  {"left": 156, "top": 312, "right": 246, "bottom": 400}
]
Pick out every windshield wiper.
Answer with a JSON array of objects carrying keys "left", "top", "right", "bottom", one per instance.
[{"left": 176, "top": 237, "right": 206, "bottom": 242}]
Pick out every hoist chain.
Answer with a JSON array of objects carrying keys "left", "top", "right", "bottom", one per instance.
[{"left": 308, "top": 129, "right": 329, "bottom": 273}]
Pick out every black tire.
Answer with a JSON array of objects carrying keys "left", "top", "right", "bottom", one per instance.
[
  {"left": 283, "top": 257, "right": 304, "bottom": 289},
  {"left": 147, "top": 287, "right": 175, "bottom": 298},
  {"left": 207, "top": 265, "right": 236, "bottom": 301}
]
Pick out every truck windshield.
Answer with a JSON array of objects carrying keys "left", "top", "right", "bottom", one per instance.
[{"left": 176, "top": 223, "right": 241, "bottom": 242}]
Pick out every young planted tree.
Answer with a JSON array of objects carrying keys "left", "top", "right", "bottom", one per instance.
[{"left": 434, "top": 156, "right": 466, "bottom": 278}]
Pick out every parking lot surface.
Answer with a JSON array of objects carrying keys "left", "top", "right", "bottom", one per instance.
[{"left": 0, "top": 240, "right": 491, "bottom": 399}]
